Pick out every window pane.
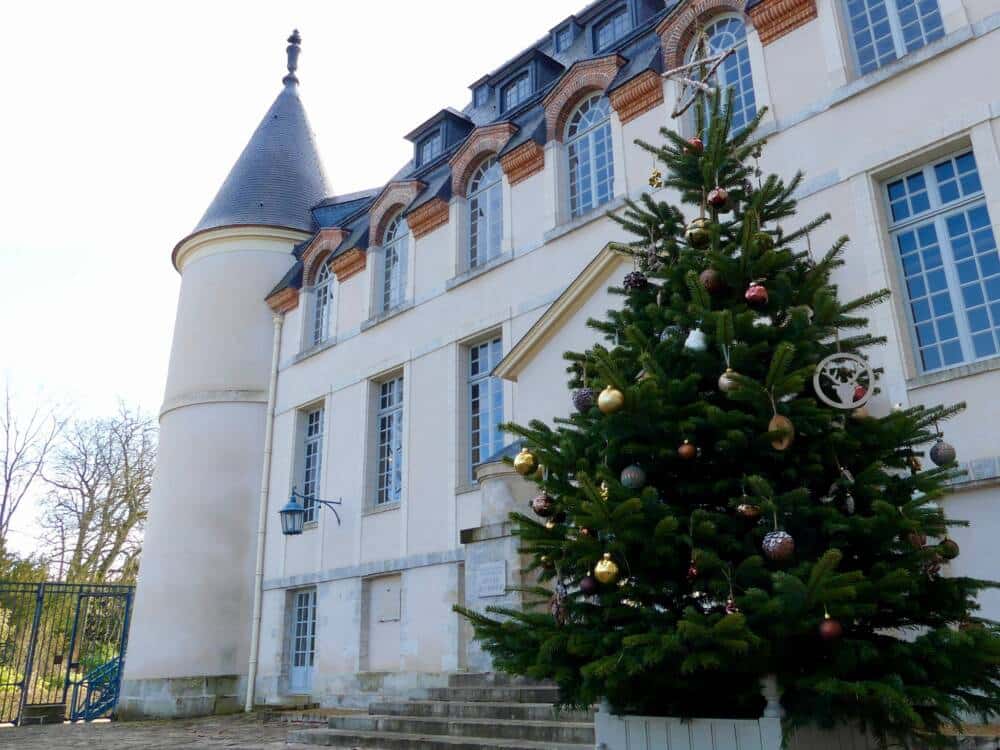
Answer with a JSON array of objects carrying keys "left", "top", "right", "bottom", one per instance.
[
  {"left": 596, "top": 7, "right": 630, "bottom": 50},
  {"left": 468, "top": 339, "right": 504, "bottom": 480},
  {"left": 376, "top": 377, "right": 404, "bottom": 505}
]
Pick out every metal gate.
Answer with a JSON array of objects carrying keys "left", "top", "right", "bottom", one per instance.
[{"left": 0, "top": 582, "right": 134, "bottom": 725}]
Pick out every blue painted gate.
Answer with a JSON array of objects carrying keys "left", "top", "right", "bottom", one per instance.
[{"left": 0, "top": 582, "right": 134, "bottom": 725}]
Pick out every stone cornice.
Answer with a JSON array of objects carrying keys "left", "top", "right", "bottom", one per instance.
[
  {"left": 499, "top": 141, "right": 545, "bottom": 186},
  {"left": 609, "top": 70, "right": 665, "bottom": 124},
  {"left": 748, "top": 0, "right": 818, "bottom": 45},
  {"left": 449, "top": 122, "right": 519, "bottom": 195},
  {"left": 542, "top": 54, "right": 626, "bottom": 142},
  {"left": 171, "top": 225, "right": 310, "bottom": 273},
  {"left": 330, "top": 247, "right": 367, "bottom": 281},
  {"left": 407, "top": 198, "right": 450, "bottom": 239},
  {"left": 266, "top": 286, "right": 299, "bottom": 314},
  {"left": 369, "top": 179, "right": 425, "bottom": 245}
]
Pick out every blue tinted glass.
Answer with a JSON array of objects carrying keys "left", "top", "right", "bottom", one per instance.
[
  {"left": 937, "top": 315, "right": 958, "bottom": 340},
  {"left": 957, "top": 260, "right": 978, "bottom": 284},
  {"left": 969, "top": 205, "right": 990, "bottom": 229},
  {"left": 961, "top": 174, "right": 982, "bottom": 195},
  {"left": 917, "top": 224, "right": 938, "bottom": 246},
  {"left": 888, "top": 180, "right": 906, "bottom": 200},
  {"left": 928, "top": 269, "right": 947, "bottom": 291},
  {"left": 934, "top": 161, "right": 955, "bottom": 181},
  {"left": 916, "top": 322, "right": 936, "bottom": 345},
  {"left": 979, "top": 253, "right": 1000, "bottom": 276},
  {"left": 906, "top": 276, "right": 927, "bottom": 297},
  {"left": 923, "top": 246, "right": 943, "bottom": 269},
  {"left": 987, "top": 276, "right": 1000, "bottom": 301},
  {"left": 901, "top": 253, "right": 921, "bottom": 275},
  {"left": 897, "top": 232, "right": 917, "bottom": 253},
  {"left": 908, "top": 172, "right": 926, "bottom": 191},
  {"left": 956, "top": 152, "right": 976, "bottom": 173},
  {"left": 991, "top": 301, "right": 1000, "bottom": 323},
  {"left": 922, "top": 347, "right": 942, "bottom": 370},
  {"left": 891, "top": 201, "right": 910, "bottom": 222},
  {"left": 939, "top": 182, "right": 959, "bottom": 204},
  {"left": 946, "top": 213, "right": 968, "bottom": 237},
  {"left": 973, "top": 332, "right": 996, "bottom": 357},
  {"left": 974, "top": 230, "right": 996, "bottom": 253},
  {"left": 931, "top": 290, "right": 952, "bottom": 313},
  {"left": 942, "top": 340, "right": 964, "bottom": 365},
  {"left": 952, "top": 235, "right": 973, "bottom": 260},
  {"left": 911, "top": 191, "right": 931, "bottom": 214},
  {"left": 962, "top": 284, "right": 985, "bottom": 307},
  {"left": 968, "top": 307, "right": 990, "bottom": 331},
  {"left": 912, "top": 299, "right": 932, "bottom": 321}
]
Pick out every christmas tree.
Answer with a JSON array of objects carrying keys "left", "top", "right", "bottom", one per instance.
[{"left": 457, "top": 94, "right": 1000, "bottom": 745}]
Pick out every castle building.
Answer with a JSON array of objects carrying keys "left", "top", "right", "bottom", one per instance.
[{"left": 122, "top": 0, "right": 1000, "bottom": 718}]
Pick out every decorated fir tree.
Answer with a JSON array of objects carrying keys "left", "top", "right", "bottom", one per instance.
[{"left": 457, "top": 95, "right": 1000, "bottom": 745}]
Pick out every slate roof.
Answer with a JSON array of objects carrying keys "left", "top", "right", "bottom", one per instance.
[{"left": 192, "top": 80, "right": 330, "bottom": 235}]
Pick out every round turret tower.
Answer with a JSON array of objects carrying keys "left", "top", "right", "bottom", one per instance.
[{"left": 120, "top": 32, "right": 329, "bottom": 718}]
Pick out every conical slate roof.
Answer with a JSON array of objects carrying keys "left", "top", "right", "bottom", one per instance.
[{"left": 192, "top": 31, "right": 329, "bottom": 234}]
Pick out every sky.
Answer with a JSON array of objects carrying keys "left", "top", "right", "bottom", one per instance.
[{"left": 0, "top": 0, "right": 586, "bottom": 555}]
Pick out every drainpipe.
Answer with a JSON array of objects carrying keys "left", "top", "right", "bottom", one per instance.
[{"left": 245, "top": 313, "right": 284, "bottom": 712}]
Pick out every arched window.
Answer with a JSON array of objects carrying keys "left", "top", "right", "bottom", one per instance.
[
  {"left": 565, "top": 94, "right": 614, "bottom": 219},
  {"left": 381, "top": 213, "right": 409, "bottom": 312},
  {"left": 686, "top": 16, "right": 757, "bottom": 133},
  {"left": 311, "top": 262, "right": 333, "bottom": 345},
  {"left": 467, "top": 157, "right": 503, "bottom": 268}
]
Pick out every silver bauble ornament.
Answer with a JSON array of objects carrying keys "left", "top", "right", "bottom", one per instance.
[
  {"left": 930, "top": 438, "right": 956, "bottom": 466},
  {"left": 684, "top": 329, "right": 708, "bottom": 351},
  {"left": 620, "top": 464, "right": 646, "bottom": 489},
  {"left": 718, "top": 368, "right": 739, "bottom": 393}
]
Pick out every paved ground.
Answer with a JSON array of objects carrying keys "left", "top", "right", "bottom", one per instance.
[{"left": 0, "top": 713, "right": 316, "bottom": 749}]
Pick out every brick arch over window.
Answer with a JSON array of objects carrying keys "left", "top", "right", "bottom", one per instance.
[
  {"left": 370, "top": 180, "right": 424, "bottom": 245},
  {"left": 656, "top": 0, "right": 748, "bottom": 70},
  {"left": 302, "top": 228, "right": 349, "bottom": 286},
  {"left": 542, "top": 54, "right": 625, "bottom": 143},
  {"left": 449, "top": 122, "right": 518, "bottom": 196}
]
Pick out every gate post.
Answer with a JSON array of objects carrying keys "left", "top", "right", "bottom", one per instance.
[{"left": 16, "top": 583, "right": 45, "bottom": 726}]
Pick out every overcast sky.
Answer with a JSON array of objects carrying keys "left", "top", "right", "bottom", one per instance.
[{"left": 0, "top": 0, "right": 586, "bottom": 555}]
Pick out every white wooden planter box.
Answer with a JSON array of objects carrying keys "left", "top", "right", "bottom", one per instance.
[{"left": 595, "top": 707, "right": 879, "bottom": 750}]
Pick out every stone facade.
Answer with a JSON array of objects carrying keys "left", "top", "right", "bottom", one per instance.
[{"left": 127, "top": 0, "right": 1000, "bottom": 720}]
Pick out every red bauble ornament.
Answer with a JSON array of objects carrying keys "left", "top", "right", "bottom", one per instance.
[
  {"left": 686, "top": 561, "right": 698, "bottom": 582},
  {"left": 707, "top": 187, "right": 730, "bottom": 211},
  {"left": 699, "top": 268, "right": 725, "bottom": 295},
  {"left": 939, "top": 538, "right": 960, "bottom": 560},
  {"left": 745, "top": 281, "right": 769, "bottom": 307},
  {"left": 578, "top": 527, "right": 591, "bottom": 537},
  {"left": 762, "top": 530, "right": 795, "bottom": 561},
  {"left": 579, "top": 575, "right": 599, "bottom": 596},
  {"left": 678, "top": 440, "right": 697, "bottom": 460},
  {"left": 687, "top": 137, "right": 704, "bottom": 153},
  {"left": 531, "top": 493, "right": 555, "bottom": 517},
  {"left": 737, "top": 503, "right": 762, "bottom": 520},
  {"left": 853, "top": 385, "right": 867, "bottom": 401},
  {"left": 725, "top": 596, "right": 739, "bottom": 614},
  {"left": 819, "top": 615, "right": 843, "bottom": 640}
]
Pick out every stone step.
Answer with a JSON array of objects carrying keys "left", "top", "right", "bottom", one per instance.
[
  {"left": 288, "top": 727, "right": 592, "bottom": 749},
  {"left": 369, "top": 699, "right": 593, "bottom": 722},
  {"left": 426, "top": 686, "right": 561, "bottom": 703},
  {"left": 447, "top": 672, "right": 550, "bottom": 688},
  {"left": 328, "top": 714, "right": 594, "bottom": 744}
]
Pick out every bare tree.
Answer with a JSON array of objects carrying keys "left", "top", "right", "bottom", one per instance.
[
  {"left": 41, "top": 404, "right": 156, "bottom": 583},
  {"left": 0, "top": 381, "right": 63, "bottom": 551}
]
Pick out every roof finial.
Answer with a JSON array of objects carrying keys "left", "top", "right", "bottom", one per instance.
[{"left": 283, "top": 29, "right": 301, "bottom": 86}]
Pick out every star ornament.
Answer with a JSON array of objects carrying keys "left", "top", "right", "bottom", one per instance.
[{"left": 662, "top": 36, "right": 736, "bottom": 119}]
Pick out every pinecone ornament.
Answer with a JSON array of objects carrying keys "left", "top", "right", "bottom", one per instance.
[{"left": 572, "top": 387, "right": 595, "bottom": 413}]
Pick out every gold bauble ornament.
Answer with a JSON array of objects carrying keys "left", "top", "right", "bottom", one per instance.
[
  {"left": 597, "top": 385, "right": 625, "bottom": 414},
  {"left": 851, "top": 406, "right": 870, "bottom": 421},
  {"left": 684, "top": 217, "right": 712, "bottom": 249},
  {"left": 594, "top": 553, "right": 620, "bottom": 584},
  {"left": 545, "top": 519, "right": 556, "bottom": 530},
  {"left": 599, "top": 481, "right": 610, "bottom": 502},
  {"left": 513, "top": 447, "right": 538, "bottom": 476},
  {"left": 768, "top": 414, "right": 795, "bottom": 451}
]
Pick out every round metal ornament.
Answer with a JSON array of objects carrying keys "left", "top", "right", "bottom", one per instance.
[
  {"left": 813, "top": 353, "right": 874, "bottom": 410},
  {"left": 620, "top": 464, "right": 646, "bottom": 489}
]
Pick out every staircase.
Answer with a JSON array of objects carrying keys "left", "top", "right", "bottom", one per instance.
[{"left": 288, "top": 672, "right": 595, "bottom": 749}]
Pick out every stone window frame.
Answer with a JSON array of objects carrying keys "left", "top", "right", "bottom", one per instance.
[
  {"left": 363, "top": 367, "right": 408, "bottom": 514},
  {"left": 290, "top": 398, "right": 327, "bottom": 529}
]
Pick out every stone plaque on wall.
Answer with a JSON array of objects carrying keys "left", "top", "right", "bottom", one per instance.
[{"left": 478, "top": 560, "right": 507, "bottom": 598}]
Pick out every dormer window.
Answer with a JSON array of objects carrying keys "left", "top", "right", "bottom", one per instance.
[
  {"left": 594, "top": 5, "right": 631, "bottom": 51},
  {"left": 556, "top": 26, "right": 574, "bottom": 52},
  {"left": 501, "top": 71, "right": 531, "bottom": 113},
  {"left": 419, "top": 131, "right": 443, "bottom": 166}
]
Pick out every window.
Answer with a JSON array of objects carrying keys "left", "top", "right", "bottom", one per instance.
[
  {"left": 886, "top": 150, "right": 1000, "bottom": 373},
  {"left": 289, "top": 589, "right": 316, "bottom": 692},
  {"left": 468, "top": 337, "right": 504, "bottom": 480},
  {"left": 467, "top": 157, "right": 503, "bottom": 268},
  {"left": 375, "top": 377, "right": 404, "bottom": 506},
  {"left": 686, "top": 16, "right": 757, "bottom": 134},
  {"left": 595, "top": 6, "right": 631, "bottom": 51},
  {"left": 845, "top": 0, "right": 944, "bottom": 76},
  {"left": 311, "top": 262, "right": 333, "bottom": 346},
  {"left": 381, "top": 214, "right": 409, "bottom": 312},
  {"left": 566, "top": 94, "right": 614, "bottom": 219},
  {"left": 419, "top": 130, "right": 443, "bottom": 165},
  {"left": 474, "top": 85, "right": 490, "bottom": 108},
  {"left": 300, "top": 406, "right": 324, "bottom": 523},
  {"left": 502, "top": 71, "right": 531, "bottom": 112},
  {"left": 556, "top": 26, "right": 574, "bottom": 52}
]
